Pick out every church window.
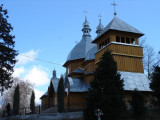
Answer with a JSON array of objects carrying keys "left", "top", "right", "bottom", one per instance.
[
  {"left": 102, "top": 41, "right": 105, "bottom": 47},
  {"left": 105, "top": 39, "right": 108, "bottom": 45},
  {"left": 131, "top": 38, "right": 135, "bottom": 44},
  {"left": 107, "top": 38, "right": 110, "bottom": 43},
  {"left": 121, "top": 37, "right": 125, "bottom": 43},
  {"left": 116, "top": 36, "right": 120, "bottom": 42},
  {"left": 99, "top": 43, "right": 102, "bottom": 49},
  {"left": 126, "top": 37, "right": 130, "bottom": 44}
]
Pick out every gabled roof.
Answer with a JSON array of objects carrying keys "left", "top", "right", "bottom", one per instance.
[{"left": 93, "top": 17, "right": 144, "bottom": 43}]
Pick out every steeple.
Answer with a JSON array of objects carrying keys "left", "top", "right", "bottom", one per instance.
[
  {"left": 96, "top": 17, "right": 104, "bottom": 35},
  {"left": 82, "top": 17, "right": 91, "bottom": 37},
  {"left": 53, "top": 69, "right": 57, "bottom": 78}
]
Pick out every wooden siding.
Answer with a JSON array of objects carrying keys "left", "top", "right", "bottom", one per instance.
[
  {"left": 113, "top": 55, "right": 144, "bottom": 73},
  {"left": 66, "top": 59, "right": 84, "bottom": 76},
  {"left": 95, "top": 30, "right": 141, "bottom": 50},
  {"left": 85, "top": 76, "right": 93, "bottom": 83},
  {"left": 95, "top": 43, "right": 144, "bottom": 73},
  {"left": 84, "top": 62, "right": 96, "bottom": 74},
  {"left": 64, "top": 92, "right": 86, "bottom": 108}
]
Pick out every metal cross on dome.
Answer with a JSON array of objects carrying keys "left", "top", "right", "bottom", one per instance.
[
  {"left": 98, "top": 14, "right": 102, "bottom": 19},
  {"left": 83, "top": 10, "right": 88, "bottom": 18},
  {"left": 111, "top": 1, "right": 118, "bottom": 16}
]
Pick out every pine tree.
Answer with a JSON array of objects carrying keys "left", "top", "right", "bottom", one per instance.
[
  {"left": 13, "top": 84, "right": 20, "bottom": 115},
  {"left": 0, "top": 5, "right": 18, "bottom": 94},
  {"left": 150, "top": 66, "right": 160, "bottom": 105},
  {"left": 57, "top": 76, "right": 65, "bottom": 113},
  {"left": 129, "top": 89, "right": 146, "bottom": 119},
  {"left": 30, "top": 91, "right": 35, "bottom": 113},
  {"left": 85, "top": 50, "right": 125, "bottom": 120}
]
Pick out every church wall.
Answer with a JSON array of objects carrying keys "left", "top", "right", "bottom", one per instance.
[
  {"left": 66, "top": 59, "right": 84, "bottom": 76},
  {"left": 124, "top": 91, "right": 152, "bottom": 106},
  {"left": 84, "top": 61, "right": 96, "bottom": 74},
  {"left": 113, "top": 55, "right": 144, "bottom": 73},
  {"left": 95, "top": 43, "right": 144, "bottom": 73},
  {"left": 85, "top": 75, "right": 93, "bottom": 83},
  {"left": 64, "top": 92, "right": 86, "bottom": 108},
  {"left": 41, "top": 97, "right": 49, "bottom": 111},
  {"left": 96, "top": 31, "right": 140, "bottom": 51}
]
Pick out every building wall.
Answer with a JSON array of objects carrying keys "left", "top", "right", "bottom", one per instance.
[
  {"left": 41, "top": 97, "right": 49, "bottom": 111},
  {"left": 66, "top": 59, "right": 84, "bottom": 76},
  {"left": 84, "top": 61, "right": 96, "bottom": 74},
  {"left": 95, "top": 43, "right": 144, "bottom": 73},
  {"left": 124, "top": 91, "right": 152, "bottom": 106},
  {"left": 85, "top": 75, "right": 93, "bottom": 83},
  {"left": 64, "top": 92, "right": 86, "bottom": 108}
]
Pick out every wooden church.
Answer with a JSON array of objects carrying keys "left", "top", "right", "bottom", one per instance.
[{"left": 40, "top": 11, "right": 152, "bottom": 111}]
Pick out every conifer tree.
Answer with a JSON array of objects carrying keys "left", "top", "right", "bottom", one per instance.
[
  {"left": 129, "top": 89, "right": 146, "bottom": 119},
  {"left": 30, "top": 91, "right": 35, "bottom": 113},
  {"left": 13, "top": 84, "right": 20, "bottom": 115},
  {"left": 0, "top": 5, "right": 18, "bottom": 94},
  {"left": 85, "top": 50, "right": 125, "bottom": 120},
  {"left": 150, "top": 66, "right": 160, "bottom": 105},
  {"left": 57, "top": 76, "right": 65, "bottom": 113}
]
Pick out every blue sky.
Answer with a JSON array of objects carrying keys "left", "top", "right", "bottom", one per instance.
[{"left": 1, "top": 0, "right": 160, "bottom": 104}]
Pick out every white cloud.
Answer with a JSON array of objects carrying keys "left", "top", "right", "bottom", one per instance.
[
  {"left": 24, "top": 66, "right": 50, "bottom": 86},
  {"left": 34, "top": 89, "right": 44, "bottom": 105},
  {"left": 13, "top": 67, "right": 25, "bottom": 77},
  {"left": 16, "top": 49, "right": 38, "bottom": 65}
]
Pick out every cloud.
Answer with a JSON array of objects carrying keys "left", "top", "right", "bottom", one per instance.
[
  {"left": 16, "top": 49, "right": 38, "bottom": 65},
  {"left": 34, "top": 89, "right": 44, "bottom": 105},
  {"left": 13, "top": 67, "right": 25, "bottom": 77},
  {"left": 24, "top": 66, "right": 50, "bottom": 86}
]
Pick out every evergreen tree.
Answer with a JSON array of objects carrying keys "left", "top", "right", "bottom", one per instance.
[
  {"left": 85, "top": 50, "right": 125, "bottom": 120},
  {"left": 150, "top": 66, "right": 160, "bottom": 105},
  {"left": 57, "top": 76, "right": 65, "bottom": 112},
  {"left": 0, "top": 5, "right": 18, "bottom": 94},
  {"left": 30, "top": 91, "right": 35, "bottom": 113},
  {"left": 13, "top": 84, "right": 20, "bottom": 115},
  {"left": 129, "top": 89, "right": 146, "bottom": 119}
]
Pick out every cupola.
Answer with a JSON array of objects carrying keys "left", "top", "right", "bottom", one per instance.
[{"left": 96, "top": 18, "right": 104, "bottom": 35}]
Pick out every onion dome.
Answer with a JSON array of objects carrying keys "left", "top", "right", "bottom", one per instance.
[
  {"left": 96, "top": 18, "right": 104, "bottom": 35},
  {"left": 65, "top": 17, "right": 94, "bottom": 62}
]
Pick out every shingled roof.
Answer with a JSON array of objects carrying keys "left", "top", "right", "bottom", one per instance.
[{"left": 93, "top": 16, "right": 144, "bottom": 43}]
